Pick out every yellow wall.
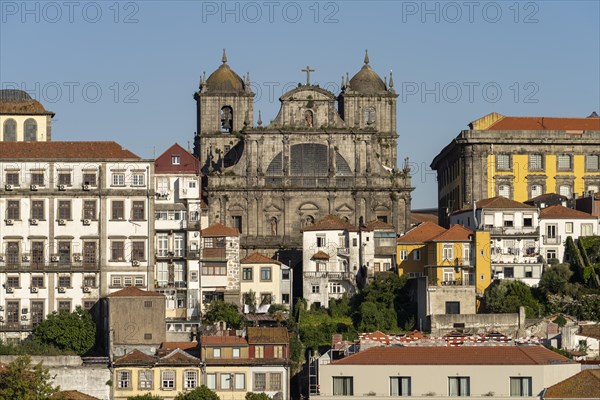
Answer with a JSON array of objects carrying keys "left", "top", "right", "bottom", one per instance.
[
  {"left": 397, "top": 243, "right": 428, "bottom": 276},
  {"left": 204, "top": 346, "right": 249, "bottom": 359},
  {"left": 474, "top": 231, "right": 491, "bottom": 296},
  {"left": 113, "top": 366, "right": 203, "bottom": 400},
  {"left": 205, "top": 365, "right": 250, "bottom": 400}
]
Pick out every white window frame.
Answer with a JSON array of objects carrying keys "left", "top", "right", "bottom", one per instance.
[{"left": 112, "top": 173, "right": 125, "bottom": 186}]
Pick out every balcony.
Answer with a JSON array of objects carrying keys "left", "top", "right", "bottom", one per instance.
[
  {"left": 0, "top": 322, "right": 34, "bottom": 332},
  {"left": 337, "top": 247, "right": 350, "bottom": 257},
  {"left": 1, "top": 262, "right": 99, "bottom": 272},
  {"left": 483, "top": 226, "right": 539, "bottom": 237},
  {"left": 202, "top": 248, "right": 226, "bottom": 260},
  {"left": 303, "top": 271, "right": 355, "bottom": 281},
  {"left": 542, "top": 235, "right": 562, "bottom": 245}
]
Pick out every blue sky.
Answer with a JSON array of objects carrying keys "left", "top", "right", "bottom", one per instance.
[{"left": 1, "top": 0, "right": 599, "bottom": 208}]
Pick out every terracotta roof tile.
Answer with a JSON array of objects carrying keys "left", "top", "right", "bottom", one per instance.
[
  {"left": 201, "top": 223, "right": 240, "bottom": 237},
  {"left": 398, "top": 221, "right": 446, "bottom": 244},
  {"left": 410, "top": 211, "right": 439, "bottom": 225},
  {"left": 311, "top": 250, "right": 330, "bottom": 261},
  {"left": 302, "top": 215, "right": 358, "bottom": 232},
  {"left": 240, "top": 252, "right": 281, "bottom": 265},
  {"left": 247, "top": 327, "right": 289, "bottom": 344},
  {"left": 51, "top": 391, "right": 99, "bottom": 400},
  {"left": 544, "top": 369, "right": 600, "bottom": 398},
  {"left": 487, "top": 116, "right": 600, "bottom": 131},
  {"left": 0, "top": 141, "right": 140, "bottom": 160},
  {"left": 113, "top": 349, "right": 157, "bottom": 366},
  {"left": 107, "top": 287, "right": 165, "bottom": 298},
  {"left": 362, "top": 220, "right": 396, "bottom": 231},
  {"left": 540, "top": 205, "right": 595, "bottom": 220},
  {"left": 430, "top": 224, "right": 473, "bottom": 242},
  {"left": 332, "top": 345, "right": 574, "bottom": 365},
  {"left": 158, "top": 348, "right": 202, "bottom": 365},
  {"left": 160, "top": 341, "right": 200, "bottom": 350},
  {"left": 525, "top": 193, "right": 568, "bottom": 204},
  {"left": 201, "top": 336, "right": 248, "bottom": 346}
]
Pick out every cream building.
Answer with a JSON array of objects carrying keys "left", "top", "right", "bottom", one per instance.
[
  {"left": 240, "top": 252, "right": 291, "bottom": 312},
  {"left": 0, "top": 89, "right": 54, "bottom": 142}
]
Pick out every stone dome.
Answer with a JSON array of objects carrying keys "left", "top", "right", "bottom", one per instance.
[
  {"left": 205, "top": 49, "right": 245, "bottom": 93},
  {"left": 0, "top": 89, "right": 53, "bottom": 115},
  {"left": 348, "top": 50, "right": 387, "bottom": 94}
]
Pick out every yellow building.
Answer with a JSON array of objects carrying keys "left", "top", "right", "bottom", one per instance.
[
  {"left": 112, "top": 347, "right": 203, "bottom": 400},
  {"left": 431, "top": 112, "right": 600, "bottom": 226},
  {"left": 201, "top": 335, "right": 251, "bottom": 400}
]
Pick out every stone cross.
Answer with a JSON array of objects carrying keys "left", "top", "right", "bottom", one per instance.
[{"left": 302, "top": 66, "right": 315, "bottom": 86}]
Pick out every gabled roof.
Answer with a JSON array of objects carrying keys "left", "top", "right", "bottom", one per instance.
[
  {"left": 430, "top": 224, "right": 473, "bottom": 242},
  {"left": 0, "top": 142, "right": 140, "bottom": 160},
  {"left": 158, "top": 348, "right": 202, "bottom": 365},
  {"left": 397, "top": 221, "right": 446, "bottom": 244},
  {"left": 107, "top": 286, "right": 164, "bottom": 298},
  {"left": 487, "top": 116, "right": 600, "bottom": 131},
  {"left": 524, "top": 193, "right": 568, "bottom": 205},
  {"left": 540, "top": 205, "right": 595, "bottom": 220},
  {"left": 201, "top": 335, "right": 248, "bottom": 346},
  {"left": 543, "top": 369, "right": 600, "bottom": 399},
  {"left": 240, "top": 252, "right": 282, "bottom": 265},
  {"left": 332, "top": 345, "right": 574, "bottom": 366},
  {"left": 247, "top": 327, "right": 289, "bottom": 344},
  {"left": 113, "top": 349, "right": 157, "bottom": 366},
  {"left": 362, "top": 220, "right": 396, "bottom": 231},
  {"left": 155, "top": 143, "right": 199, "bottom": 174},
  {"left": 311, "top": 250, "right": 330, "bottom": 261},
  {"left": 302, "top": 215, "right": 358, "bottom": 232},
  {"left": 201, "top": 223, "right": 240, "bottom": 237}
]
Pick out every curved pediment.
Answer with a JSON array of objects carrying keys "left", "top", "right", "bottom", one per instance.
[{"left": 280, "top": 85, "right": 336, "bottom": 102}]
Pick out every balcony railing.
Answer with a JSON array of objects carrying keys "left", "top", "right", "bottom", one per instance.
[
  {"left": 337, "top": 248, "right": 350, "bottom": 256},
  {"left": 303, "top": 271, "right": 355, "bottom": 281},
  {"left": 1, "top": 262, "right": 99, "bottom": 272},
  {"left": 483, "top": 226, "right": 539, "bottom": 236},
  {"left": 542, "top": 235, "right": 562, "bottom": 245},
  {"left": 0, "top": 322, "right": 34, "bottom": 331}
]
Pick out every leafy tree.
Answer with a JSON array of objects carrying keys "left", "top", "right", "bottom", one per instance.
[
  {"left": 32, "top": 306, "right": 96, "bottom": 355},
  {"left": 127, "top": 394, "right": 163, "bottom": 400},
  {"left": 174, "top": 385, "right": 220, "bottom": 400},
  {"left": 539, "top": 263, "right": 573, "bottom": 295},
  {"left": 357, "top": 301, "right": 389, "bottom": 332},
  {"left": 484, "top": 280, "right": 541, "bottom": 318},
  {"left": 202, "top": 301, "right": 243, "bottom": 329},
  {"left": 245, "top": 393, "right": 273, "bottom": 400},
  {"left": 0, "top": 355, "right": 59, "bottom": 399}
]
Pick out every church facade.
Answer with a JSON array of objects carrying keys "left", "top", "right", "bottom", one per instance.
[{"left": 193, "top": 50, "right": 412, "bottom": 260}]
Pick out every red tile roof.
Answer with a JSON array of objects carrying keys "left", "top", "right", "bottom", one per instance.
[
  {"left": 332, "top": 345, "right": 574, "bottom": 365},
  {"left": 247, "top": 327, "right": 289, "bottom": 344},
  {"left": 107, "top": 286, "right": 165, "bottom": 298},
  {"left": 113, "top": 349, "right": 157, "bottom": 366},
  {"left": 158, "top": 348, "right": 201, "bottom": 365},
  {"left": 540, "top": 205, "right": 595, "bottom": 220},
  {"left": 362, "top": 220, "right": 396, "bottom": 231},
  {"left": 201, "top": 335, "right": 248, "bottom": 346},
  {"left": 487, "top": 116, "right": 600, "bottom": 131},
  {"left": 160, "top": 341, "right": 200, "bottom": 351},
  {"left": 0, "top": 141, "right": 140, "bottom": 160},
  {"left": 155, "top": 143, "right": 200, "bottom": 173},
  {"left": 398, "top": 221, "right": 446, "bottom": 244},
  {"left": 430, "top": 224, "right": 473, "bottom": 242},
  {"left": 302, "top": 215, "right": 358, "bottom": 232},
  {"left": 544, "top": 369, "right": 600, "bottom": 398},
  {"left": 411, "top": 211, "right": 439, "bottom": 225},
  {"left": 311, "top": 250, "right": 330, "bottom": 261},
  {"left": 201, "top": 223, "right": 240, "bottom": 237},
  {"left": 51, "top": 391, "right": 99, "bottom": 400},
  {"left": 240, "top": 252, "right": 282, "bottom": 265}
]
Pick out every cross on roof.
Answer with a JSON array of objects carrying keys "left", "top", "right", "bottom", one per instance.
[{"left": 302, "top": 65, "right": 315, "bottom": 86}]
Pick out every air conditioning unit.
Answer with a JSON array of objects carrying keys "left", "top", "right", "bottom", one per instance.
[
  {"left": 58, "top": 287, "right": 66, "bottom": 293},
  {"left": 6, "top": 287, "right": 14, "bottom": 293},
  {"left": 132, "top": 260, "right": 140, "bottom": 267},
  {"left": 82, "top": 184, "right": 90, "bottom": 191},
  {"left": 21, "top": 315, "right": 28, "bottom": 321},
  {"left": 30, "top": 184, "right": 38, "bottom": 191},
  {"left": 22, "top": 255, "right": 30, "bottom": 262},
  {"left": 51, "top": 255, "right": 59, "bottom": 262},
  {"left": 73, "top": 254, "right": 82, "bottom": 262},
  {"left": 5, "top": 219, "right": 14, "bottom": 225},
  {"left": 29, "top": 219, "right": 38, "bottom": 225},
  {"left": 83, "top": 286, "right": 91, "bottom": 293},
  {"left": 58, "top": 219, "right": 66, "bottom": 225},
  {"left": 5, "top": 184, "right": 13, "bottom": 191},
  {"left": 83, "top": 219, "right": 91, "bottom": 225},
  {"left": 30, "top": 287, "right": 39, "bottom": 293},
  {"left": 58, "top": 184, "right": 66, "bottom": 191}
]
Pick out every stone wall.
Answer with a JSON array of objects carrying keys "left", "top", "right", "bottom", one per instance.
[{"left": 430, "top": 312, "right": 520, "bottom": 337}]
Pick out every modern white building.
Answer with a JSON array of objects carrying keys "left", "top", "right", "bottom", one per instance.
[
  {"left": 154, "top": 143, "right": 207, "bottom": 327},
  {"left": 539, "top": 205, "right": 598, "bottom": 262},
  {"left": 0, "top": 141, "right": 153, "bottom": 342},
  {"left": 451, "top": 197, "right": 543, "bottom": 286}
]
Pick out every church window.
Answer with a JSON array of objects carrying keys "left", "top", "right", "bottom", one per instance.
[
  {"left": 557, "top": 155, "right": 572, "bottom": 170},
  {"left": 364, "top": 107, "right": 376, "bottom": 127},
  {"left": 3, "top": 119, "right": 17, "bottom": 141},
  {"left": 24, "top": 119, "right": 37, "bottom": 141},
  {"left": 220, "top": 106, "right": 233, "bottom": 133}
]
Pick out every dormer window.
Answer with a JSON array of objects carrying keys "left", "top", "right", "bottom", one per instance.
[{"left": 171, "top": 155, "right": 180, "bottom": 165}]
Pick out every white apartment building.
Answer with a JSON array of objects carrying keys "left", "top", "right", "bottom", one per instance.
[
  {"left": 154, "top": 144, "right": 207, "bottom": 327},
  {"left": 0, "top": 141, "right": 153, "bottom": 342},
  {"left": 240, "top": 252, "right": 291, "bottom": 313},
  {"left": 539, "top": 205, "right": 598, "bottom": 262},
  {"left": 451, "top": 197, "right": 543, "bottom": 286}
]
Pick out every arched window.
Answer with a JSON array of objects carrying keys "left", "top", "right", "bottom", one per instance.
[
  {"left": 24, "top": 118, "right": 37, "bottom": 141},
  {"left": 3, "top": 119, "right": 17, "bottom": 141},
  {"left": 220, "top": 106, "right": 233, "bottom": 133},
  {"left": 302, "top": 215, "right": 315, "bottom": 228}
]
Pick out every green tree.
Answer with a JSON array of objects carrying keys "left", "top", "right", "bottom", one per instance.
[
  {"left": 539, "top": 263, "right": 573, "bottom": 295},
  {"left": 127, "top": 394, "right": 164, "bottom": 400},
  {"left": 245, "top": 393, "right": 273, "bottom": 400},
  {"left": 32, "top": 306, "right": 96, "bottom": 355},
  {"left": 202, "top": 301, "right": 243, "bottom": 329},
  {"left": 174, "top": 385, "right": 220, "bottom": 400},
  {"left": 0, "top": 355, "right": 59, "bottom": 399},
  {"left": 484, "top": 280, "right": 541, "bottom": 318}
]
